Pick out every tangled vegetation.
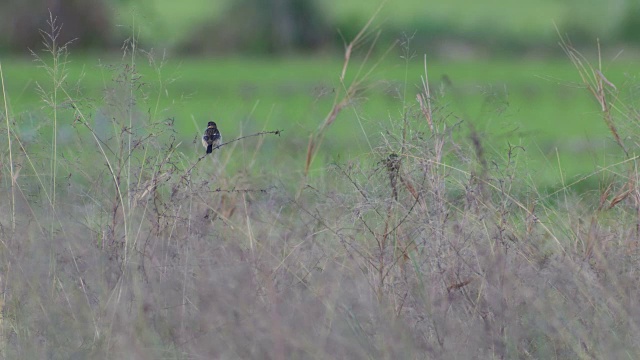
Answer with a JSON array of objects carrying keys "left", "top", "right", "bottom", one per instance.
[{"left": 1, "top": 16, "right": 640, "bottom": 359}]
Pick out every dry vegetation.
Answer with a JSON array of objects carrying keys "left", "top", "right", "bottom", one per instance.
[{"left": 1, "top": 17, "right": 640, "bottom": 360}]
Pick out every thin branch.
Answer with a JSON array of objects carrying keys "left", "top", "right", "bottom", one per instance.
[{"left": 181, "top": 129, "right": 283, "bottom": 181}]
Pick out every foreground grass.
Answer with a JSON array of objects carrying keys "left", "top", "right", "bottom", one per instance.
[{"left": 1, "top": 35, "right": 640, "bottom": 358}]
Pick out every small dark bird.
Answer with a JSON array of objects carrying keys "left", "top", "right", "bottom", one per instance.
[{"left": 202, "top": 121, "right": 221, "bottom": 154}]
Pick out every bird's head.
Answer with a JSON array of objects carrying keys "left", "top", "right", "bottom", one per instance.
[{"left": 208, "top": 121, "right": 217, "bottom": 128}]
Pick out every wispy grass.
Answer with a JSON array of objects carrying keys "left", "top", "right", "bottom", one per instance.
[
  {"left": 30, "top": 14, "right": 71, "bottom": 247},
  {"left": 304, "top": 1, "right": 393, "bottom": 179},
  {"left": 1, "top": 62, "right": 15, "bottom": 234}
]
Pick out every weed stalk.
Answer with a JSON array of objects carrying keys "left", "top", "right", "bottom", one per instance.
[{"left": 0, "top": 63, "right": 15, "bottom": 233}]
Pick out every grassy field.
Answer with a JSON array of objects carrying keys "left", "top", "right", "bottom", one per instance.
[
  {"left": 2, "top": 35, "right": 640, "bottom": 357},
  {"left": 1, "top": 50, "right": 633, "bottom": 189}
]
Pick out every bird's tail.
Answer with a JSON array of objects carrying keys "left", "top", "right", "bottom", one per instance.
[{"left": 206, "top": 144, "right": 213, "bottom": 154}]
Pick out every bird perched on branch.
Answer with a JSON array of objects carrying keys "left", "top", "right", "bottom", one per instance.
[{"left": 202, "top": 121, "right": 221, "bottom": 154}]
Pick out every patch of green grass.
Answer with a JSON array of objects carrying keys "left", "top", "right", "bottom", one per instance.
[{"left": 1, "top": 53, "right": 634, "bottom": 188}]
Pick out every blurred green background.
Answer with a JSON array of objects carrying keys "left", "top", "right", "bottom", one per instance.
[
  {"left": 3, "top": 0, "right": 639, "bottom": 53},
  {"left": 1, "top": 0, "right": 639, "bottom": 189},
  {"left": 2, "top": 0, "right": 638, "bottom": 53}
]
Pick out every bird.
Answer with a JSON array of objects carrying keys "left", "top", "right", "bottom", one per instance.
[{"left": 202, "top": 121, "right": 221, "bottom": 154}]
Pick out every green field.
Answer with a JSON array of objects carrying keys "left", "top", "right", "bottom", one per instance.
[{"left": 1, "top": 51, "right": 634, "bottom": 191}]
